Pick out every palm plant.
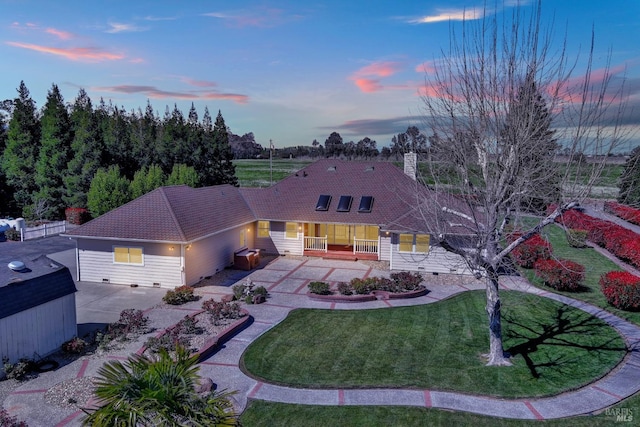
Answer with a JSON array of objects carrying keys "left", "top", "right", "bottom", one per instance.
[{"left": 82, "top": 346, "right": 237, "bottom": 426}]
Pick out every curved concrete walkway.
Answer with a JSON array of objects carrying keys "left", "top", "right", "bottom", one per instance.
[{"left": 4, "top": 257, "right": 640, "bottom": 425}]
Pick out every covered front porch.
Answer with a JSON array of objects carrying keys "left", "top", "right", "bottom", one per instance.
[{"left": 302, "top": 223, "right": 380, "bottom": 260}]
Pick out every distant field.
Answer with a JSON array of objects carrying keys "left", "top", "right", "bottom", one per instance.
[
  {"left": 234, "top": 159, "right": 313, "bottom": 187},
  {"left": 234, "top": 159, "right": 623, "bottom": 196}
]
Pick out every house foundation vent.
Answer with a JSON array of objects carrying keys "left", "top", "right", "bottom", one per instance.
[
  {"left": 153, "top": 282, "right": 161, "bottom": 288},
  {"left": 102, "top": 278, "right": 110, "bottom": 283}
]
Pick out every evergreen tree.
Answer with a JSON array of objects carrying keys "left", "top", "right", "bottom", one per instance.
[
  {"left": 1, "top": 81, "right": 40, "bottom": 214},
  {"left": 499, "top": 71, "right": 559, "bottom": 212},
  {"left": 101, "top": 103, "right": 137, "bottom": 179},
  {"left": 324, "top": 132, "right": 343, "bottom": 158},
  {"left": 87, "top": 166, "right": 131, "bottom": 217},
  {"left": 130, "top": 101, "right": 159, "bottom": 169},
  {"left": 130, "top": 164, "right": 165, "bottom": 199},
  {"left": 33, "top": 84, "right": 72, "bottom": 219},
  {"left": 618, "top": 146, "right": 640, "bottom": 207},
  {"left": 64, "top": 89, "right": 104, "bottom": 208},
  {"left": 166, "top": 163, "right": 199, "bottom": 187},
  {"left": 211, "top": 110, "right": 237, "bottom": 186},
  {"left": 158, "top": 104, "right": 188, "bottom": 174},
  {"left": 0, "top": 105, "right": 17, "bottom": 216}
]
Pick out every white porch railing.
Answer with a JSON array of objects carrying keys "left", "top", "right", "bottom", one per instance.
[
  {"left": 304, "top": 236, "right": 328, "bottom": 252},
  {"left": 354, "top": 238, "right": 378, "bottom": 254},
  {"left": 21, "top": 220, "right": 67, "bottom": 241}
]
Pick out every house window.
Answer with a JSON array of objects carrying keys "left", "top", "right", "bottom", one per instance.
[
  {"left": 399, "top": 234, "right": 413, "bottom": 252},
  {"left": 399, "top": 234, "right": 431, "bottom": 253},
  {"left": 113, "top": 247, "right": 143, "bottom": 265},
  {"left": 258, "top": 221, "right": 270, "bottom": 238},
  {"left": 285, "top": 222, "right": 298, "bottom": 239},
  {"left": 415, "top": 234, "right": 430, "bottom": 253}
]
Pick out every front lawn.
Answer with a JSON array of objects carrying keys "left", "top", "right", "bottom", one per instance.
[
  {"left": 241, "top": 291, "right": 625, "bottom": 398},
  {"left": 240, "top": 398, "right": 637, "bottom": 427}
]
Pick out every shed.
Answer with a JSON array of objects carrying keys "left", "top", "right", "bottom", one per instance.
[{"left": 0, "top": 255, "right": 77, "bottom": 364}]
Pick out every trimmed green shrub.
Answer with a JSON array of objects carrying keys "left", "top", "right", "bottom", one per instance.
[
  {"left": 337, "top": 282, "right": 353, "bottom": 295},
  {"left": 163, "top": 285, "right": 199, "bottom": 305},
  {"left": 566, "top": 229, "right": 588, "bottom": 248},
  {"left": 308, "top": 281, "right": 331, "bottom": 295}
]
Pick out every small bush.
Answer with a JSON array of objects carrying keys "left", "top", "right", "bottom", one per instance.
[
  {"left": 62, "top": 337, "right": 87, "bottom": 354},
  {"left": 145, "top": 332, "right": 190, "bottom": 354},
  {"left": 232, "top": 283, "right": 248, "bottom": 300},
  {"left": 5, "top": 229, "right": 20, "bottom": 241},
  {"left": 600, "top": 271, "right": 640, "bottom": 310},
  {"left": 350, "top": 277, "right": 379, "bottom": 294},
  {"left": 2, "top": 357, "right": 33, "bottom": 381},
  {"left": 534, "top": 258, "right": 585, "bottom": 291},
  {"left": 337, "top": 282, "right": 353, "bottom": 295},
  {"left": 202, "top": 299, "right": 243, "bottom": 324},
  {"left": 390, "top": 271, "right": 424, "bottom": 291},
  {"left": 253, "top": 286, "right": 268, "bottom": 297},
  {"left": 308, "top": 281, "right": 331, "bottom": 295},
  {"left": 102, "top": 309, "right": 150, "bottom": 346},
  {"left": 65, "top": 207, "right": 91, "bottom": 225},
  {"left": 566, "top": 229, "right": 588, "bottom": 248},
  {"left": 163, "top": 285, "right": 198, "bottom": 305},
  {"left": 0, "top": 408, "right": 27, "bottom": 427},
  {"left": 173, "top": 316, "right": 202, "bottom": 335},
  {"left": 510, "top": 233, "right": 552, "bottom": 268}
]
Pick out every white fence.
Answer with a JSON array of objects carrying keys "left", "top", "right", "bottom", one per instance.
[{"left": 20, "top": 221, "right": 67, "bottom": 241}]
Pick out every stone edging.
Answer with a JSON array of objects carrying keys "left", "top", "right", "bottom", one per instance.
[
  {"left": 307, "top": 286, "right": 428, "bottom": 303},
  {"left": 135, "top": 308, "right": 252, "bottom": 362}
]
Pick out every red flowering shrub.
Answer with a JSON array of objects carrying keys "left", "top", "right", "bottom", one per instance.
[
  {"left": 509, "top": 233, "right": 552, "bottom": 268},
  {"left": 600, "top": 271, "right": 640, "bottom": 310},
  {"left": 65, "top": 207, "right": 91, "bottom": 225},
  {"left": 604, "top": 201, "right": 640, "bottom": 226},
  {"left": 556, "top": 209, "right": 640, "bottom": 270},
  {"left": 534, "top": 258, "right": 585, "bottom": 291}
]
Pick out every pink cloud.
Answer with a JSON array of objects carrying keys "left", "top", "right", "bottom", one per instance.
[
  {"left": 415, "top": 61, "right": 437, "bottom": 74},
  {"left": 548, "top": 63, "right": 629, "bottom": 105},
  {"left": 46, "top": 28, "right": 73, "bottom": 40},
  {"left": 182, "top": 77, "right": 217, "bottom": 88},
  {"left": 353, "top": 78, "right": 383, "bottom": 93},
  {"left": 6, "top": 41, "right": 124, "bottom": 62},
  {"left": 350, "top": 61, "right": 404, "bottom": 93},
  {"left": 95, "top": 85, "right": 249, "bottom": 104},
  {"left": 201, "top": 92, "right": 249, "bottom": 103}
]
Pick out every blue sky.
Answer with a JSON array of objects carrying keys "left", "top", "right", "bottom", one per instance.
[{"left": 1, "top": 0, "right": 639, "bottom": 148}]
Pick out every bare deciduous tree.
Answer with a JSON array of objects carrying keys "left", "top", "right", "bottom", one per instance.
[{"left": 418, "top": 1, "right": 633, "bottom": 365}]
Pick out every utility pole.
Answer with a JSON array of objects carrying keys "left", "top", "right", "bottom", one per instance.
[{"left": 269, "top": 139, "right": 274, "bottom": 186}]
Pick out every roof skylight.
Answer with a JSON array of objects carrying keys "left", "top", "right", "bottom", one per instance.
[
  {"left": 358, "top": 196, "right": 374, "bottom": 213},
  {"left": 315, "top": 195, "right": 332, "bottom": 211},
  {"left": 336, "top": 195, "right": 353, "bottom": 212}
]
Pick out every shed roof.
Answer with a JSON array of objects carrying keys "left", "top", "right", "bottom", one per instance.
[{"left": 0, "top": 255, "right": 77, "bottom": 320}]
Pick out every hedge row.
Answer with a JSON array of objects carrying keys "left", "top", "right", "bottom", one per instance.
[
  {"left": 604, "top": 201, "right": 640, "bottom": 227},
  {"left": 555, "top": 209, "right": 640, "bottom": 270}
]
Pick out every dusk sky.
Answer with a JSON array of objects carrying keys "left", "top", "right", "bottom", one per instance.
[{"left": 1, "top": 0, "right": 639, "bottom": 148}]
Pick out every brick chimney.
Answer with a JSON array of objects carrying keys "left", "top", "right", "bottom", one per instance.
[{"left": 404, "top": 152, "right": 417, "bottom": 180}]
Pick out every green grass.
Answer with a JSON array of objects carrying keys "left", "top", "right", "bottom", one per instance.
[
  {"left": 519, "top": 222, "right": 640, "bottom": 327},
  {"left": 240, "top": 398, "right": 639, "bottom": 427},
  {"left": 233, "top": 159, "right": 312, "bottom": 187},
  {"left": 241, "top": 291, "right": 625, "bottom": 398}
]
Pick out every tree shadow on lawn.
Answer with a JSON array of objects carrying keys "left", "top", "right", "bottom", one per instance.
[{"left": 503, "top": 305, "right": 628, "bottom": 380}]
